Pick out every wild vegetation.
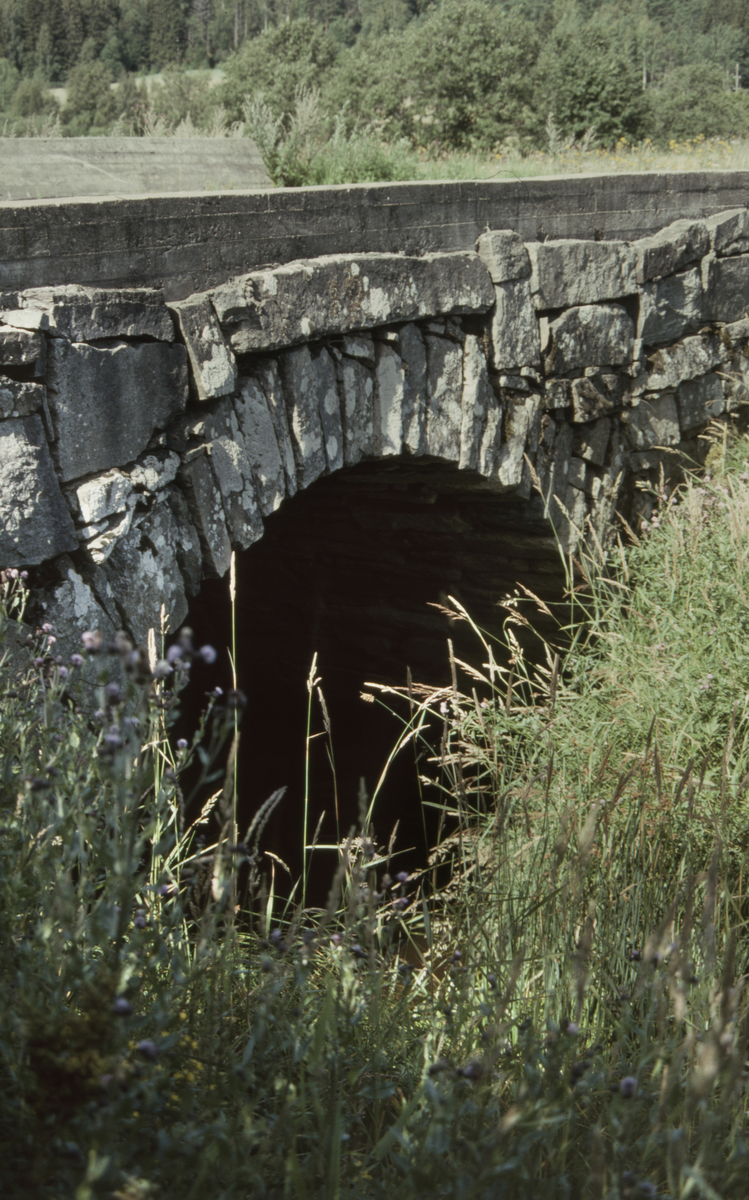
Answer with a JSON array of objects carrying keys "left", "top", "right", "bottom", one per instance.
[{"left": 4, "top": 421, "right": 749, "bottom": 1196}]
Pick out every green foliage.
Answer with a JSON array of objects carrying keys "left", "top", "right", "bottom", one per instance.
[
  {"left": 649, "top": 61, "right": 749, "bottom": 142},
  {"left": 220, "top": 17, "right": 340, "bottom": 124},
  {"left": 9, "top": 70, "right": 57, "bottom": 116},
  {"left": 0, "top": 54, "right": 19, "bottom": 108},
  {"left": 62, "top": 51, "right": 117, "bottom": 131}
]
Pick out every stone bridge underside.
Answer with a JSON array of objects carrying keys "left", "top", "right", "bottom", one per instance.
[{"left": 2, "top": 204, "right": 749, "bottom": 669}]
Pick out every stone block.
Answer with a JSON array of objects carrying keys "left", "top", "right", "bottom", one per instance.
[
  {"left": 102, "top": 499, "right": 189, "bottom": 646},
  {"left": 476, "top": 390, "right": 505, "bottom": 480},
  {"left": 167, "top": 486, "right": 202, "bottom": 596},
  {"left": 573, "top": 418, "right": 611, "bottom": 467},
  {"left": 570, "top": 374, "right": 621, "bottom": 423},
  {"left": 476, "top": 230, "right": 531, "bottom": 283},
  {"left": 622, "top": 395, "right": 680, "bottom": 451},
  {"left": 0, "top": 414, "right": 78, "bottom": 566},
  {"left": 46, "top": 339, "right": 188, "bottom": 483},
  {"left": 0, "top": 379, "right": 44, "bottom": 420},
  {"left": 424, "top": 335, "right": 463, "bottom": 461},
  {"left": 336, "top": 353, "right": 375, "bottom": 466},
  {"left": 397, "top": 323, "right": 427, "bottom": 456},
  {"left": 128, "top": 448, "right": 180, "bottom": 494},
  {"left": 0, "top": 325, "right": 43, "bottom": 366},
  {"left": 235, "top": 375, "right": 286, "bottom": 515},
  {"left": 645, "top": 334, "right": 720, "bottom": 390},
  {"left": 495, "top": 395, "right": 542, "bottom": 493},
  {"left": 252, "top": 360, "right": 297, "bottom": 496},
  {"left": 314, "top": 347, "right": 343, "bottom": 472},
  {"left": 20, "top": 285, "right": 174, "bottom": 342},
  {"left": 39, "top": 563, "right": 117, "bottom": 669},
  {"left": 565, "top": 456, "right": 587, "bottom": 491},
  {"left": 677, "top": 373, "right": 725, "bottom": 434},
  {"left": 706, "top": 208, "right": 749, "bottom": 256},
  {"left": 278, "top": 345, "right": 326, "bottom": 490},
  {"left": 527, "top": 239, "right": 637, "bottom": 309},
  {"left": 546, "top": 304, "right": 634, "bottom": 374},
  {"left": 341, "top": 334, "right": 376, "bottom": 366},
  {"left": 460, "top": 334, "right": 495, "bottom": 471},
  {"left": 180, "top": 451, "right": 232, "bottom": 578},
  {"left": 637, "top": 267, "right": 702, "bottom": 345},
  {"left": 635, "top": 219, "right": 709, "bottom": 283},
  {"left": 490, "top": 279, "right": 541, "bottom": 370},
  {"left": 702, "top": 253, "right": 749, "bottom": 322},
  {"left": 209, "top": 433, "right": 264, "bottom": 550},
  {"left": 212, "top": 252, "right": 495, "bottom": 354},
  {"left": 374, "top": 342, "right": 406, "bottom": 457},
  {"left": 0, "top": 308, "right": 51, "bottom": 332},
  {"left": 169, "top": 296, "right": 236, "bottom": 401},
  {"left": 74, "top": 469, "right": 133, "bottom": 525}
]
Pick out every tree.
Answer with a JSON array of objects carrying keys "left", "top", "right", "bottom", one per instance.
[
  {"left": 220, "top": 17, "right": 339, "bottom": 121},
  {"left": 0, "top": 54, "right": 19, "bottom": 106},
  {"left": 148, "top": 0, "right": 188, "bottom": 67},
  {"left": 63, "top": 44, "right": 118, "bottom": 128},
  {"left": 649, "top": 62, "right": 749, "bottom": 141}
]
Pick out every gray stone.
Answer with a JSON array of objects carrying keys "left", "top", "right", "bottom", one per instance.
[
  {"left": 702, "top": 253, "right": 749, "bottom": 323},
  {"left": 314, "top": 347, "right": 344, "bottom": 472},
  {"left": 102, "top": 499, "right": 189, "bottom": 646},
  {"left": 635, "top": 219, "right": 709, "bottom": 283},
  {"left": 706, "top": 208, "right": 749, "bottom": 256},
  {"left": 637, "top": 268, "right": 702, "bottom": 345},
  {"left": 0, "top": 308, "right": 51, "bottom": 332},
  {"left": 645, "top": 334, "right": 720, "bottom": 390},
  {"left": 397, "top": 323, "right": 428, "bottom": 456},
  {"left": 180, "top": 451, "right": 232, "bottom": 578},
  {"left": 719, "top": 316, "right": 749, "bottom": 349},
  {"left": 0, "top": 325, "right": 43, "bottom": 366},
  {"left": 46, "top": 339, "right": 188, "bottom": 483},
  {"left": 209, "top": 433, "right": 264, "bottom": 550},
  {"left": 374, "top": 342, "right": 406, "bottom": 457},
  {"left": 169, "top": 296, "right": 236, "bottom": 401},
  {"left": 40, "top": 562, "right": 117, "bottom": 668},
  {"left": 476, "top": 388, "right": 505, "bottom": 480},
  {"left": 20, "top": 285, "right": 174, "bottom": 342},
  {"left": 252, "top": 360, "right": 297, "bottom": 497},
  {"left": 476, "top": 230, "right": 531, "bottom": 283},
  {"left": 213, "top": 252, "right": 495, "bottom": 354},
  {"left": 74, "top": 469, "right": 134, "bottom": 525},
  {"left": 490, "top": 279, "right": 541, "bottom": 370},
  {"left": 234, "top": 375, "right": 286, "bottom": 515},
  {"left": 278, "top": 345, "right": 327, "bottom": 489},
  {"left": 544, "top": 378, "right": 570, "bottom": 411},
  {"left": 460, "top": 334, "right": 495, "bottom": 471},
  {"left": 573, "top": 418, "right": 611, "bottom": 467},
  {"left": 546, "top": 304, "right": 634, "bottom": 374},
  {"left": 527, "top": 239, "right": 637, "bottom": 309},
  {"left": 167, "top": 486, "right": 202, "bottom": 596},
  {"left": 336, "top": 353, "right": 375, "bottom": 466},
  {"left": 565, "top": 456, "right": 587, "bottom": 491},
  {"left": 570, "top": 375, "right": 618, "bottom": 423},
  {"left": 0, "top": 379, "right": 44, "bottom": 419},
  {"left": 341, "top": 334, "right": 376, "bottom": 366},
  {"left": 424, "top": 335, "right": 463, "bottom": 460},
  {"left": 83, "top": 507, "right": 136, "bottom": 565},
  {"left": 622, "top": 395, "right": 680, "bottom": 451},
  {"left": 677, "top": 373, "right": 725, "bottom": 434},
  {"left": 495, "top": 395, "right": 542, "bottom": 493},
  {"left": 0, "top": 415, "right": 78, "bottom": 567},
  {"left": 128, "top": 448, "right": 180, "bottom": 494}
]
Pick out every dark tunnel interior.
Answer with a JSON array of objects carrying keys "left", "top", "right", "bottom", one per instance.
[{"left": 178, "top": 456, "right": 568, "bottom": 905}]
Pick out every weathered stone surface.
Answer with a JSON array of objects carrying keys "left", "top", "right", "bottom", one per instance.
[
  {"left": 635, "top": 219, "right": 709, "bottom": 283},
  {"left": 234, "top": 375, "right": 286, "bottom": 515},
  {"left": 209, "top": 433, "right": 264, "bottom": 550},
  {"left": 565, "top": 456, "right": 587, "bottom": 490},
  {"left": 169, "top": 296, "right": 236, "bottom": 401},
  {"left": 46, "top": 339, "right": 188, "bottom": 482},
  {"left": 460, "top": 335, "right": 495, "bottom": 470},
  {"left": 476, "top": 388, "right": 505, "bottom": 479},
  {"left": 20, "top": 285, "right": 174, "bottom": 342},
  {"left": 637, "top": 268, "right": 702, "bottom": 345},
  {"left": 0, "top": 379, "right": 44, "bottom": 419},
  {"left": 527, "top": 240, "right": 637, "bottom": 309},
  {"left": 0, "top": 415, "right": 77, "bottom": 566},
  {"left": 645, "top": 334, "right": 720, "bottom": 390},
  {"left": 341, "top": 334, "right": 376, "bottom": 366},
  {"left": 622, "top": 395, "right": 680, "bottom": 451},
  {"left": 336, "top": 351, "right": 375, "bottom": 466},
  {"left": 570, "top": 374, "right": 620, "bottom": 423},
  {"left": 180, "top": 451, "right": 232, "bottom": 578},
  {"left": 573, "top": 418, "right": 611, "bottom": 467},
  {"left": 476, "top": 230, "right": 531, "bottom": 283},
  {"left": 0, "top": 308, "right": 51, "bottom": 332},
  {"left": 128, "top": 448, "right": 180, "bottom": 494},
  {"left": 374, "top": 342, "right": 406, "bottom": 457},
  {"left": 102, "top": 499, "right": 189, "bottom": 645},
  {"left": 491, "top": 280, "right": 541, "bottom": 370},
  {"left": 75, "top": 469, "right": 134, "bottom": 525},
  {"left": 167, "top": 486, "right": 202, "bottom": 596},
  {"left": 706, "top": 208, "right": 749, "bottom": 256},
  {"left": 314, "top": 347, "right": 344, "bottom": 472},
  {"left": 278, "top": 345, "right": 326, "bottom": 489},
  {"left": 213, "top": 253, "right": 495, "bottom": 354},
  {"left": 397, "top": 323, "right": 427, "bottom": 456},
  {"left": 677, "top": 373, "right": 725, "bottom": 434},
  {"left": 702, "top": 253, "right": 749, "bottom": 323},
  {"left": 547, "top": 304, "right": 634, "bottom": 373},
  {"left": 494, "top": 395, "right": 542, "bottom": 493},
  {"left": 424, "top": 335, "right": 463, "bottom": 460},
  {"left": 252, "top": 360, "right": 297, "bottom": 496},
  {"left": 39, "top": 562, "right": 117, "bottom": 667},
  {"left": 0, "top": 325, "right": 43, "bottom": 366}
]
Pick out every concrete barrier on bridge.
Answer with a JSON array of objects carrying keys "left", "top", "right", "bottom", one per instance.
[{"left": 0, "top": 137, "right": 270, "bottom": 203}]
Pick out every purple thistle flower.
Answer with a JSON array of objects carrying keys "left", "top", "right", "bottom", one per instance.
[
  {"left": 199, "top": 645, "right": 217, "bottom": 664},
  {"left": 620, "top": 1076, "right": 638, "bottom": 1098}
]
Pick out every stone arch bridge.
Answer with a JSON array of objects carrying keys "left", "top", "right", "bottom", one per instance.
[{"left": 2, "top": 172, "right": 749, "bottom": 663}]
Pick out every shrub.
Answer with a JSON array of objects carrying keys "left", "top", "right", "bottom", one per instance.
[
  {"left": 220, "top": 19, "right": 340, "bottom": 125},
  {"left": 648, "top": 63, "right": 749, "bottom": 144},
  {"left": 9, "top": 74, "right": 58, "bottom": 119},
  {"left": 0, "top": 57, "right": 20, "bottom": 112},
  {"left": 63, "top": 52, "right": 118, "bottom": 133}
]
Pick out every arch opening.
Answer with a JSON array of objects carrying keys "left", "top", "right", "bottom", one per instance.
[{"left": 181, "top": 456, "right": 568, "bottom": 903}]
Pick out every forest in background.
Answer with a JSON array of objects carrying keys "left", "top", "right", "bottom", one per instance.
[{"left": 3, "top": 0, "right": 749, "bottom": 153}]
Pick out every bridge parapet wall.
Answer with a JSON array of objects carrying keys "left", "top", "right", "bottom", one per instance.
[{"left": 2, "top": 204, "right": 748, "bottom": 656}]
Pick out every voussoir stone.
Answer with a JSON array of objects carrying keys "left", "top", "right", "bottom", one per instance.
[
  {"left": 278, "top": 345, "right": 327, "bottom": 489},
  {"left": 374, "top": 342, "right": 406, "bottom": 457},
  {"left": 101, "top": 498, "right": 190, "bottom": 645},
  {"left": 637, "top": 267, "right": 703, "bottom": 345},
  {"left": 460, "top": 335, "right": 495, "bottom": 471},
  {"left": 168, "top": 295, "right": 236, "bottom": 401},
  {"left": 491, "top": 280, "right": 541, "bottom": 370},
  {"left": 46, "top": 339, "right": 188, "bottom": 483},
  {"left": 336, "top": 346, "right": 375, "bottom": 466},
  {"left": 19, "top": 285, "right": 174, "bottom": 342},
  {"left": 702, "top": 253, "right": 749, "bottom": 323},
  {"left": 425, "top": 335, "right": 464, "bottom": 460},
  {"left": 0, "top": 379, "right": 44, "bottom": 420},
  {"left": 527, "top": 240, "right": 637, "bottom": 309},
  {"left": 234, "top": 375, "right": 287, "bottom": 516},
  {"left": 635, "top": 219, "right": 710, "bottom": 283},
  {"left": 706, "top": 208, "right": 749, "bottom": 256},
  {"left": 546, "top": 304, "right": 635, "bottom": 374},
  {"left": 212, "top": 253, "right": 494, "bottom": 354},
  {"left": 397, "top": 324, "right": 428, "bottom": 456},
  {"left": 0, "top": 414, "right": 78, "bottom": 567},
  {"left": 476, "top": 230, "right": 531, "bottom": 283}
]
